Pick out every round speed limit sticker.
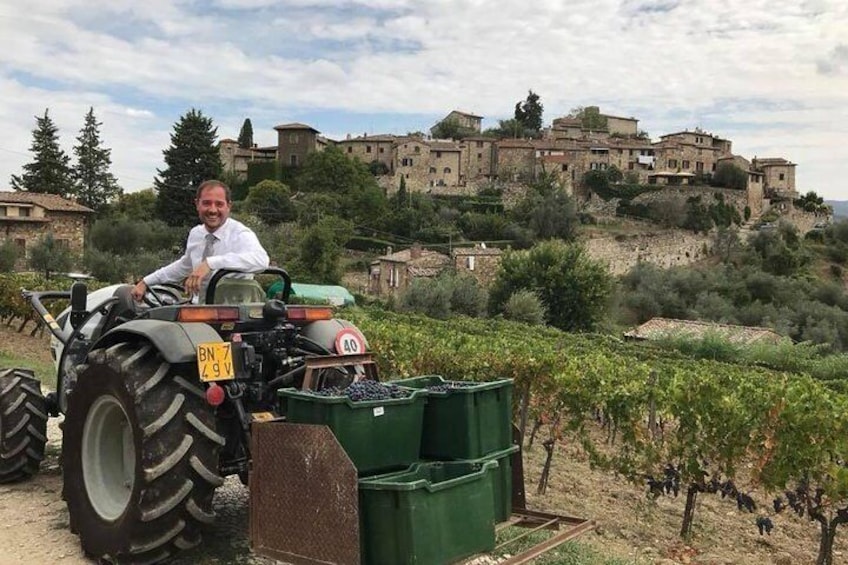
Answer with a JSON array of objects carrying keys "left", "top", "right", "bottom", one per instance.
[{"left": 335, "top": 328, "right": 367, "bottom": 355}]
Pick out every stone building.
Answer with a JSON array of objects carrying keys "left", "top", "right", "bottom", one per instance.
[
  {"left": 394, "top": 138, "right": 433, "bottom": 192},
  {"left": 752, "top": 157, "right": 798, "bottom": 198},
  {"left": 452, "top": 244, "right": 502, "bottom": 286},
  {"left": 369, "top": 244, "right": 450, "bottom": 295},
  {"left": 274, "top": 123, "right": 321, "bottom": 167},
  {"left": 218, "top": 138, "right": 277, "bottom": 180},
  {"left": 653, "top": 130, "right": 733, "bottom": 179},
  {"left": 428, "top": 142, "right": 462, "bottom": 187},
  {"left": 432, "top": 110, "right": 483, "bottom": 135},
  {"left": 0, "top": 192, "right": 93, "bottom": 266},
  {"left": 339, "top": 134, "right": 395, "bottom": 172},
  {"left": 460, "top": 137, "right": 497, "bottom": 180},
  {"left": 495, "top": 140, "right": 536, "bottom": 181}
]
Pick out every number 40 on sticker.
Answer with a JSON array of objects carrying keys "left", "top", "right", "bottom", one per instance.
[{"left": 335, "top": 328, "right": 366, "bottom": 355}]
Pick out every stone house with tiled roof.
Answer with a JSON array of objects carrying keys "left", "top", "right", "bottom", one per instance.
[
  {"left": 624, "top": 317, "right": 783, "bottom": 345},
  {"left": 432, "top": 110, "right": 483, "bottom": 135},
  {"left": 452, "top": 244, "right": 502, "bottom": 286},
  {"left": 369, "top": 243, "right": 450, "bottom": 295},
  {"left": 339, "top": 134, "right": 396, "bottom": 172},
  {"left": 752, "top": 157, "right": 797, "bottom": 199},
  {"left": 0, "top": 191, "right": 93, "bottom": 267},
  {"left": 274, "top": 123, "right": 322, "bottom": 167},
  {"left": 219, "top": 138, "right": 277, "bottom": 179}
]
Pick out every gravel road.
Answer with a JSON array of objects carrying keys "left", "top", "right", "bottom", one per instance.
[{"left": 0, "top": 416, "right": 277, "bottom": 565}]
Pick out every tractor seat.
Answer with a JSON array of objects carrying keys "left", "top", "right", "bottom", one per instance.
[{"left": 209, "top": 278, "right": 266, "bottom": 305}]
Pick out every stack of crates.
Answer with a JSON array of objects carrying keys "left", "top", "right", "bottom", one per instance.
[
  {"left": 279, "top": 375, "right": 515, "bottom": 565},
  {"left": 389, "top": 375, "right": 518, "bottom": 523}
]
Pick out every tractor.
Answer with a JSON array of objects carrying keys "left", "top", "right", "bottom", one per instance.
[{"left": 0, "top": 269, "right": 370, "bottom": 563}]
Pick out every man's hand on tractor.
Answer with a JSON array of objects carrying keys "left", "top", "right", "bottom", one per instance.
[
  {"left": 130, "top": 280, "right": 148, "bottom": 302},
  {"left": 184, "top": 261, "right": 211, "bottom": 296}
]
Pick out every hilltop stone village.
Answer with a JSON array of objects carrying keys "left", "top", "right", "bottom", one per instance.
[{"left": 218, "top": 107, "right": 828, "bottom": 290}]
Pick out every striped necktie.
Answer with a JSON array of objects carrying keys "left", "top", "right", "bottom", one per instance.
[
  {"left": 199, "top": 233, "right": 217, "bottom": 303},
  {"left": 202, "top": 233, "right": 217, "bottom": 261}
]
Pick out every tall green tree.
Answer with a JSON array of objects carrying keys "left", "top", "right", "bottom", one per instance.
[
  {"left": 430, "top": 118, "right": 476, "bottom": 140},
  {"left": 72, "top": 107, "right": 122, "bottom": 212},
  {"left": 155, "top": 109, "right": 222, "bottom": 226},
  {"left": 296, "top": 146, "right": 387, "bottom": 225},
  {"left": 514, "top": 90, "right": 543, "bottom": 133},
  {"left": 10, "top": 109, "right": 73, "bottom": 196},
  {"left": 297, "top": 217, "right": 353, "bottom": 284},
  {"left": 489, "top": 240, "right": 613, "bottom": 332},
  {"left": 244, "top": 180, "right": 296, "bottom": 225},
  {"left": 237, "top": 118, "right": 254, "bottom": 149}
]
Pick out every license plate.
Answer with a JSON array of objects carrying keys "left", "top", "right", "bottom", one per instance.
[{"left": 197, "top": 342, "right": 235, "bottom": 382}]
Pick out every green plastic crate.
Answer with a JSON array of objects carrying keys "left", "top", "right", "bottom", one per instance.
[
  {"left": 278, "top": 387, "right": 427, "bottom": 474},
  {"left": 464, "top": 444, "right": 520, "bottom": 523},
  {"left": 359, "top": 460, "right": 497, "bottom": 565},
  {"left": 389, "top": 375, "right": 514, "bottom": 459}
]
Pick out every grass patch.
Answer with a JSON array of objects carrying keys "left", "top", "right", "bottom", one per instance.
[
  {"left": 0, "top": 350, "right": 56, "bottom": 390},
  {"left": 494, "top": 526, "right": 638, "bottom": 564}
]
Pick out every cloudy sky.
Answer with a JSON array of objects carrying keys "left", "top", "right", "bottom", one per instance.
[{"left": 1, "top": 0, "right": 847, "bottom": 198}]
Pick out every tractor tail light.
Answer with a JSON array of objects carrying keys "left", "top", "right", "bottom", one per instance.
[
  {"left": 178, "top": 306, "right": 240, "bottom": 323},
  {"left": 286, "top": 306, "right": 334, "bottom": 322}
]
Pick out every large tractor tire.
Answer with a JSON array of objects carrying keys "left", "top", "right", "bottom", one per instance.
[
  {"left": 63, "top": 341, "right": 225, "bottom": 564},
  {"left": 0, "top": 368, "right": 48, "bottom": 483}
]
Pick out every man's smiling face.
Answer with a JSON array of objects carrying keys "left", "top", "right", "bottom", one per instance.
[{"left": 196, "top": 185, "right": 231, "bottom": 231}]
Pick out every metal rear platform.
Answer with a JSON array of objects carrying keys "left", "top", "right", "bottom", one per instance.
[{"left": 250, "top": 421, "right": 592, "bottom": 565}]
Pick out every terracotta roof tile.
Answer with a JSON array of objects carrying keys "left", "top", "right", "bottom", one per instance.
[
  {"left": 624, "top": 317, "right": 783, "bottom": 345},
  {"left": 0, "top": 191, "right": 93, "bottom": 213}
]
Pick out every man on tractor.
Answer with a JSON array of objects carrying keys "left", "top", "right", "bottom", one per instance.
[{"left": 131, "top": 179, "right": 269, "bottom": 304}]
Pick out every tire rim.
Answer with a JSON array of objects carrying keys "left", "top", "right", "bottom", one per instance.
[{"left": 81, "top": 395, "right": 136, "bottom": 521}]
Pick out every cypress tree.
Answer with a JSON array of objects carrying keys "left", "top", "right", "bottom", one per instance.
[
  {"left": 10, "top": 109, "right": 73, "bottom": 196},
  {"left": 154, "top": 109, "right": 222, "bottom": 227},
  {"left": 237, "top": 118, "right": 254, "bottom": 149},
  {"left": 72, "top": 107, "right": 122, "bottom": 212}
]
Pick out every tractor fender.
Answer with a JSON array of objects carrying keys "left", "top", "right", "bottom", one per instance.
[{"left": 91, "top": 319, "right": 222, "bottom": 364}]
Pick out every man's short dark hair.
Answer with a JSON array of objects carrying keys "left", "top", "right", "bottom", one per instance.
[{"left": 196, "top": 180, "right": 232, "bottom": 202}]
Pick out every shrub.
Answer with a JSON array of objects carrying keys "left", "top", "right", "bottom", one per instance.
[
  {"left": 0, "top": 240, "right": 19, "bottom": 273},
  {"left": 503, "top": 289, "right": 547, "bottom": 325},
  {"left": 397, "top": 278, "right": 452, "bottom": 319}
]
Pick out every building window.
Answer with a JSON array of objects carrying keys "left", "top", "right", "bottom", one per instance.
[
  {"left": 696, "top": 162, "right": 704, "bottom": 172},
  {"left": 629, "top": 150, "right": 634, "bottom": 156},
  {"left": 414, "top": 146, "right": 420, "bottom": 153},
  {"left": 712, "top": 163, "right": 717, "bottom": 171},
  {"left": 467, "top": 256, "right": 475, "bottom": 271},
  {"left": 562, "top": 164, "right": 568, "bottom": 172},
  {"left": 18, "top": 207, "right": 30, "bottom": 217},
  {"left": 477, "top": 153, "right": 482, "bottom": 159},
  {"left": 779, "top": 173, "right": 785, "bottom": 180},
  {"left": 56, "top": 238, "right": 70, "bottom": 249},
  {"left": 476, "top": 141, "right": 483, "bottom": 148},
  {"left": 618, "top": 149, "right": 623, "bottom": 154},
  {"left": 290, "top": 154, "right": 298, "bottom": 166},
  {"left": 443, "top": 167, "right": 451, "bottom": 174},
  {"left": 429, "top": 167, "right": 436, "bottom": 174},
  {"left": 668, "top": 159, "right": 678, "bottom": 168},
  {"left": 436, "top": 151, "right": 442, "bottom": 158},
  {"left": 401, "top": 158, "right": 413, "bottom": 167},
  {"left": 478, "top": 168, "right": 482, "bottom": 174},
  {"left": 366, "top": 145, "right": 372, "bottom": 153},
  {"left": 0, "top": 207, "right": 6, "bottom": 217},
  {"left": 347, "top": 146, "right": 352, "bottom": 153},
  {"left": 379, "top": 147, "right": 384, "bottom": 153},
  {"left": 682, "top": 160, "right": 690, "bottom": 169},
  {"left": 289, "top": 134, "right": 299, "bottom": 143},
  {"left": 628, "top": 162, "right": 635, "bottom": 170}
]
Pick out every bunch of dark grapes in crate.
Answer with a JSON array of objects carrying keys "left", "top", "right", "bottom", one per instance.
[
  {"left": 313, "top": 380, "right": 412, "bottom": 401},
  {"left": 427, "top": 380, "right": 476, "bottom": 393}
]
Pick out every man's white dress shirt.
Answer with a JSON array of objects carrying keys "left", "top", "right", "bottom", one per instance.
[{"left": 143, "top": 218, "right": 270, "bottom": 300}]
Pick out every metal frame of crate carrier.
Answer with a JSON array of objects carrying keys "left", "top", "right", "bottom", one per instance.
[{"left": 249, "top": 421, "right": 594, "bottom": 565}]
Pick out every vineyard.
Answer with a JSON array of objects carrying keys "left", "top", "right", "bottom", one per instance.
[{"left": 345, "top": 308, "right": 848, "bottom": 565}]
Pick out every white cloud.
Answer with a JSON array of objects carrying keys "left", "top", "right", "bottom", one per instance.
[{"left": 1, "top": 0, "right": 847, "bottom": 197}]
